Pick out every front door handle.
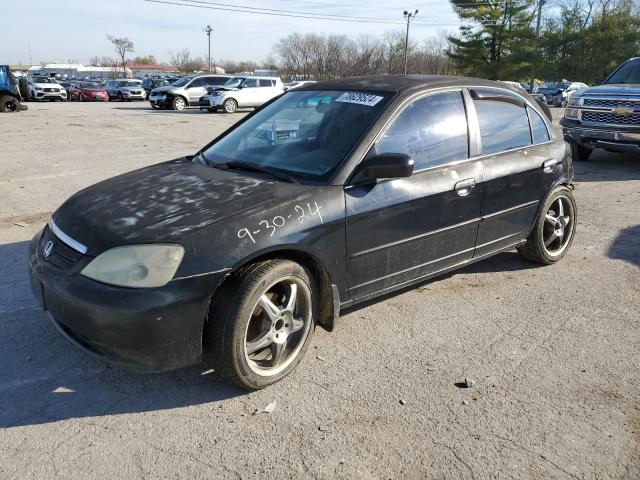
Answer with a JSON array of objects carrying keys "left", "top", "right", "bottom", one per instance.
[
  {"left": 454, "top": 178, "right": 476, "bottom": 197},
  {"left": 542, "top": 158, "right": 561, "bottom": 173}
]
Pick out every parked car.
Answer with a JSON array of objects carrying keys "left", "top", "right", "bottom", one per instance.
[
  {"left": 59, "top": 81, "right": 73, "bottom": 96},
  {"left": 28, "top": 76, "right": 575, "bottom": 389},
  {"left": 142, "top": 77, "right": 171, "bottom": 100},
  {"left": 69, "top": 81, "right": 109, "bottom": 102},
  {"left": 27, "top": 77, "right": 67, "bottom": 102},
  {"left": 149, "top": 74, "right": 231, "bottom": 110},
  {"left": 561, "top": 57, "right": 640, "bottom": 161},
  {"left": 284, "top": 80, "right": 317, "bottom": 91},
  {"left": 106, "top": 79, "right": 145, "bottom": 101},
  {"left": 0, "top": 65, "right": 25, "bottom": 112},
  {"left": 199, "top": 76, "right": 284, "bottom": 113},
  {"left": 538, "top": 81, "right": 588, "bottom": 107}
]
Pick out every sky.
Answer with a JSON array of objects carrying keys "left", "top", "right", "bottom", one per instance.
[{"left": 3, "top": 0, "right": 463, "bottom": 66}]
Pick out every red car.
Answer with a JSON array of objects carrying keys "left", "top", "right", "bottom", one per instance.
[{"left": 69, "top": 82, "right": 109, "bottom": 102}]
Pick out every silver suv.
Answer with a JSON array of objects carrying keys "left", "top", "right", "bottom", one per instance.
[
  {"left": 198, "top": 76, "right": 284, "bottom": 113},
  {"left": 106, "top": 79, "right": 145, "bottom": 101},
  {"left": 149, "top": 75, "right": 231, "bottom": 110}
]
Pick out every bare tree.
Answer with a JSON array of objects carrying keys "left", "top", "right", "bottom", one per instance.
[
  {"left": 107, "top": 35, "right": 134, "bottom": 76},
  {"left": 170, "top": 48, "right": 205, "bottom": 73}
]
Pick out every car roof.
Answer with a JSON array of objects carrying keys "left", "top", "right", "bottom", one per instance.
[{"left": 297, "top": 74, "right": 520, "bottom": 94}]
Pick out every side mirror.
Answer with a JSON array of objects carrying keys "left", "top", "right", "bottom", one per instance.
[{"left": 351, "top": 153, "right": 414, "bottom": 185}]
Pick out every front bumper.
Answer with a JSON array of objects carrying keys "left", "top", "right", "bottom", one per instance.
[
  {"left": 35, "top": 91, "right": 67, "bottom": 100},
  {"left": 199, "top": 96, "right": 224, "bottom": 108},
  {"left": 149, "top": 95, "right": 169, "bottom": 107},
  {"left": 27, "top": 229, "right": 224, "bottom": 372},
  {"left": 560, "top": 119, "right": 640, "bottom": 153}
]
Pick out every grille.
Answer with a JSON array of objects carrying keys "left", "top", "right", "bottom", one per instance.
[
  {"left": 43, "top": 88, "right": 58, "bottom": 93},
  {"left": 583, "top": 98, "right": 640, "bottom": 109},
  {"left": 582, "top": 111, "right": 640, "bottom": 126},
  {"left": 130, "top": 90, "right": 141, "bottom": 94},
  {"left": 39, "top": 226, "right": 84, "bottom": 271}
]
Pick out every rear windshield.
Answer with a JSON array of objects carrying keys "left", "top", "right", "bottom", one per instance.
[
  {"left": 202, "top": 90, "right": 392, "bottom": 183},
  {"left": 605, "top": 59, "right": 640, "bottom": 84}
]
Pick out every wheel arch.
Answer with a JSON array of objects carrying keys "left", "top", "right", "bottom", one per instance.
[{"left": 203, "top": 246, "right": 337, "bottom": 352}]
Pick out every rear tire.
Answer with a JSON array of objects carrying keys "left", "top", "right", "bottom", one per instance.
[
  {"left": 571, "top": 143, "right": 592, "bottom": 161},
  {"left": 517, "top": 186, "right": 577, "bottom": 265},
  {"left": 223, "top": 98, "right": 237, "bottom": 113},
  {"left": 0, "top": 95, "right": 20, "bottom": 112},
  {"left": 205, "top": 259, "right": 316, "bottom": 390}
]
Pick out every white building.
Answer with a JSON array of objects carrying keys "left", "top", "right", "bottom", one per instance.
[{"left": 28, "top": 64, "right": 132, "bottom": 79}]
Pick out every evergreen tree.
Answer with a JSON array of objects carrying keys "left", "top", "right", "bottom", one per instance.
[{"left": 447, "top": 0, "right": 536, "bottom": 79}]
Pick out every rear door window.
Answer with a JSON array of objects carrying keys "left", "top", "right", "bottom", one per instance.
[
  {"left": 259, "top": 79, "right": 274, "bottom": 87},
  {"left": 375, "top": 91, "right": 469, "bottom": 170},
  {"left": 475, "top": 100, "right": 532, "bottom": 155}
]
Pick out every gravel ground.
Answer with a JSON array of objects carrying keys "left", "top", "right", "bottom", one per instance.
[{"left": 1, "top": 102, "right": 638, "bottom": 479}]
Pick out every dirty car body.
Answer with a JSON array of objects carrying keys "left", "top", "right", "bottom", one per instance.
[{"left": 28, "top": 75, "right": 574, "bottom": 384}]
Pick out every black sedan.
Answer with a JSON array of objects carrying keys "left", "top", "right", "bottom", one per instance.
[{"left": 28, "top": 75, "right": 577, "bottom": 389}]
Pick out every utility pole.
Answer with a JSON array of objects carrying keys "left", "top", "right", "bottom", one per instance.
[
  {"left": 403, "top": 9, "right": 418, "bottom": 75},
  {"left": 529, "top": 0, "right": 545, "bottom": 92},
  {"left": 204, "top": 25, "right": 213, "bottom": 73}
]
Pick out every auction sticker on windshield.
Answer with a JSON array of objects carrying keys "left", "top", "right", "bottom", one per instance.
[{"left": 335, "top": 92, "right": 384, "bottom": 107}]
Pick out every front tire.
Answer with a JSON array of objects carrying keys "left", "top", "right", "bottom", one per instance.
[
  {"left": 518, "top": 186, "right": 577, "bottom": 265},
  {"left": 206, "top": 259, "right": 316, "bottom": 390},
  {"left": 172, "top": 96, "right": 187, "bottom": 111},
  {"left": 0, "top": 95, "right": 20, "bottom": 112},
  {"left": 223, "top": 98, "right": 237, "bottom": 113},
  {"left": 571, "top": 143, "right": 593, "bottom": 161}
]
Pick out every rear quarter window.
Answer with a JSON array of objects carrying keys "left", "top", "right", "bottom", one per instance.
[
  {"left": 528, "top": 107, "right": 550, "bottom": 144},
  {"left": 475, "top": 100, "right": 532, "bottom": 155}
]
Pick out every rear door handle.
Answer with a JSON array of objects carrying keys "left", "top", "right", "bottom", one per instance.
[
  {"left": 454, "top": 178, "right": 476, "bottom": 196},
  {"left": 542, "top": 158, "right": 561, "bottom": 173}
]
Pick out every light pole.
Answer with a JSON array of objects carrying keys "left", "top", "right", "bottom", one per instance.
[
  {"left": 204, "top": 25, "right": 212, "bottom": 73},
  {"left": 529, "top": 0, "right": 545, "bottom": 93},
  {"left": 403, "top": 9, "right": 418, "bottom": 75}
]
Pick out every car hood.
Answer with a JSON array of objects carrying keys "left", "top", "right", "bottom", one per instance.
[
  {"left": 81, "top": 88, "right": 107, "bottom": 93},
  {"left": 538, "top": 87, "right": 563, "bottom": 94},
  {"left": 577, "top": 84, "right": 640, "bottom": 97},
  {"left": 51, "top": 158, "right": 307, "bottom": 255},
  {"left": 152, "top": 85, "right": 179, "bottom": 94},
  {"left": 121, "top": 85, "right": 142, "bottom": 92}
]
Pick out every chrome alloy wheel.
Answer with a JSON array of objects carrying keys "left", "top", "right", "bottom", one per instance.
[
  {"left": 543, "top": 196, "right": 573, "bottom": 256},
  {"left": 243, "top": 277, "right": 312, "bottom": 376}
]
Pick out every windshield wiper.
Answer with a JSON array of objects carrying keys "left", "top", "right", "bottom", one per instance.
[
  {"left": 200, "top": 156, "right": 299, "bottom": 184},
  {"left": 225, "top": 161, "right": 300, "bottom": 184}
]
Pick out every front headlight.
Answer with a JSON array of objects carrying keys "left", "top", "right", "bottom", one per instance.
[
  {"left": 564, "top": 108, "right": 581, "bottom": 120},
  {"left": 35, "top": 87, "right": 43, "bottom": 91},
  {"left": 567, "top": 96, "right": 582, "bottom": 107},
  {"left": 81, "top": 244, "right": 185, "bottom": 288}
]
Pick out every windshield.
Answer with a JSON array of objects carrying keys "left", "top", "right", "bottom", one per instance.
[
  {"left": 223, "top": 77, "right": 246, "bottom": 88},
  {"left": 79, "top": 82, "right": 100, "bottom": 88},
  {"left": 201, "top": 90, "right": 392, "bottom": 182},
  {"left": 171, "top": 76, "right": 192, "bottom": 87},
  {"left": 118, "top": 80, "right": 141, "bottom": 87},
  {"left": 35, "top": 78, "right": 58, "bottom": 84},
  {"left": 605, "top": 59, "right": 640, "bottom": 84}
]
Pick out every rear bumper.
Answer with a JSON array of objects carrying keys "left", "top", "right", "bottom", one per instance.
[
  {"left": 27, "top": 230, "right": 225, "bottom": 372},
  {"left": 560, "top": 120, "right": 640, "bottom": 153}
]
